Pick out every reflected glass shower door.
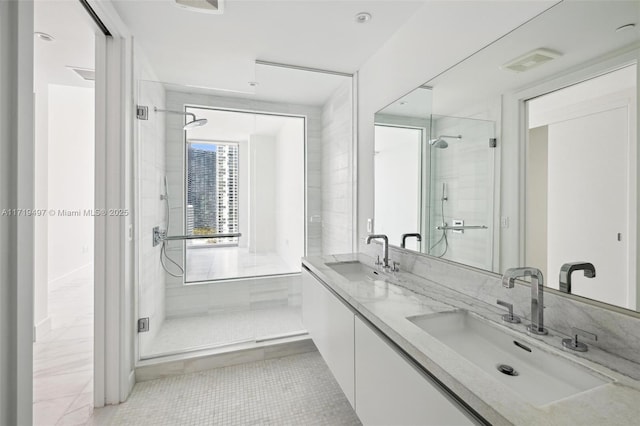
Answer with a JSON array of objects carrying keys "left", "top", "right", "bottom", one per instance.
[{"left": 427, "top": 115, "right": 495, "bottom": 270}]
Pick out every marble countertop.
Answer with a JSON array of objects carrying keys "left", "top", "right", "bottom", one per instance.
[{"left": 302, "top": 253, "right": 640, "bottom": 426}]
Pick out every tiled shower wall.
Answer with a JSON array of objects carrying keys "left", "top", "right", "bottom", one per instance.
[
  {"left": 162, "top": 90, "right": 323, "bottom": 318},
  {"left": 321, "top": 80, "right": 354, "bottom": 255},
  {"left": 138, "top": 81, "right": 167, "bottom": 354}
]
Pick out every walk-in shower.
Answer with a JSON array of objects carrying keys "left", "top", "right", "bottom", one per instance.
[{"left": 136, "top": 64, "right": 354, "bottom": 360}]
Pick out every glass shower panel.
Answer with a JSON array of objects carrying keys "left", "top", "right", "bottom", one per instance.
[
  {"left": 183, "top": 108, "right": 305, "bottom": 283},
  {"left": 427, "top": 115, "right": 495, "bottom": 270}
]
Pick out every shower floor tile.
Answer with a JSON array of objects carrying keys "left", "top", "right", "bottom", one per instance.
[
  {"left": 93, "top": 351, "right": 361, "bottom": 426},
  {"left": 144, "top": 306, "right": 305, "bottom": 357}
]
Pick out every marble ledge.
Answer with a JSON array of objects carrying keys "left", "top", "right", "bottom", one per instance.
[{"left": 302, "top": 253, "right": 640, "bottom": 426}]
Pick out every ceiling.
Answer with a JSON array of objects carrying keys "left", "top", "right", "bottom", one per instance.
[
  {"left": 34, "top": 1, "right": 96, "bottom": 90},
  {"left": 158, "top": 62, "right": 351, "bottom": 106},
  {"left": 111, "top": 0, "right": 424, "bottom": 93}
]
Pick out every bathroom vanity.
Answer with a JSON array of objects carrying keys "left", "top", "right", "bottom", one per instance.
[{"left": 301, "top": 253, "right": 640, "bottom": 425}]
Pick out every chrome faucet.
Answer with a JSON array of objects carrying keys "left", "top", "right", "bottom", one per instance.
[
  {"left": 502, "top": 267, "right": 548, "bottom": 335},
  {"left": 559, "top": 262, "right": 596, "bottom": 294},
  {"left": 400, "top": 233, "right": 422, "bottom": 248},
  {"left": 366, "top": 234, "right": 390, "bottom": 270}
]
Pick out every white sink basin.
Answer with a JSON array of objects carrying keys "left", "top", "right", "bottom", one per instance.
[
  {"left": 325, "top": 261, "right": 383, "bottom": 282},
  {"left": 408, "top": 310, "right": 612, "bottom": 406}
]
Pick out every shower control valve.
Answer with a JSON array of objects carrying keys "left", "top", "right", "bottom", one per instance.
[{"left": 153, "top": 226, "right": 166, "bottom": 247}]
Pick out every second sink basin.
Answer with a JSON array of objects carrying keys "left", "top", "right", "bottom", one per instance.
[
  {"left": 408, "top": 310, "right": 612, "bottom": 406},
  {"left": 325, "top": 261, "right": 383, "bottom": 282}
]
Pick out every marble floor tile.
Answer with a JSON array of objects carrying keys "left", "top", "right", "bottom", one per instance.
[
  {"left": 33, "top": 267, "right": 94, "bottom": 425},
  {"left": 33, "top": 396, "right": 76, "bottom": 426}
]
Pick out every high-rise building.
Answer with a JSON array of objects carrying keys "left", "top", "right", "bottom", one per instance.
[
  {"left": 187, "top": 143, "right": 239, "bottom": 244},
  {"left": 187, "top": 145, "right": 217, "bottom": 232}
]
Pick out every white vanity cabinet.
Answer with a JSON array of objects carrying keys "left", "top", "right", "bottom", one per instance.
[
  {"left": 301, "top": 268, "right": 355, "bottom": 406},
  {"left": 354, "top": 316, "right": 475, "bottom": 425}
]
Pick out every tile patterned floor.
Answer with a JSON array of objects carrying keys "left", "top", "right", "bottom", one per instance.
[
  {"left": 33, "top": 266, "right": 94, "bottom": 426},
  {"left": 145, "top": 306, "right": 305, "bottom": 357},
  {"left": 92, "top": 351, "right": 361, "bottom": 426}
]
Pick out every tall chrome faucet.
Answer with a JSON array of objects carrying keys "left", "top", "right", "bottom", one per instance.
[
  {"left": 400, "top": 233, "right": 422, "bottom": 248},
  {"left": 559, "top": 262, "right": 596, "bottom": 294},
  {"left": 502, "top": 267, "right": 548, "bottom": 335},
  {"left": 366, "top": 234, "right": 390, "bottom": 270}
]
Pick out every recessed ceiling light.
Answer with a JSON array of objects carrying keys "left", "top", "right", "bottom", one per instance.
[
  {"left": 34, "top": 32, "right": 54, "bottom": 42},
  {"left": 500, "top": 48, "right": 562, "bottom": 73},
  {"left": 355, "top": 12, "right": 372, "bottom": 24},
  {"left": 616, "top": 23, "right": 636, "bottom": 33},
  {"left": 248, "top": 81, "right": 259, "bottom": 87}
]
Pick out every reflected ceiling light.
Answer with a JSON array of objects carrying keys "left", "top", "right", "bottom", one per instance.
[
  {"left": 355, "top": 12, "right": 372, "bottom": 24},
  {"left": 34, "top": 32, "right": 54, "bottom": 42},
  {"left": 616, "top": 23, "right": 636, "bottom": 32},
  {"left": 500, "top": 48, "right": 562, "bottom": 73},
  {"left": 175, "top": 0, "right": 224, "bottom": 14}
]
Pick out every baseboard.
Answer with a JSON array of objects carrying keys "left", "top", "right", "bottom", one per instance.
[
  {"left": 48, "top": 262, "right": 93, "bottom": 288},
  {"left": 33, "top": 316, "right": 52, "bottom": 342}
]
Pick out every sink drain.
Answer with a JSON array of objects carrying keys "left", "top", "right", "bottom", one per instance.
[{"left": 497, "top": 364, "right": 518, "bottom": 376}]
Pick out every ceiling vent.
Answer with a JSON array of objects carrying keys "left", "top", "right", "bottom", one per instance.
[
  {"left": 175, "top": 0, "right": 224, "bottom": 14},
  {"left": 68, "top": 66, "right": 95, "bottom": 81},
  {"left": 500, "top": 48, "right": 562, "bottom": 73}
]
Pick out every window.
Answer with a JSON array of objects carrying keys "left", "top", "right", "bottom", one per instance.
[{"left": 186, "top": 142, "right": 239, "bottom": 246}]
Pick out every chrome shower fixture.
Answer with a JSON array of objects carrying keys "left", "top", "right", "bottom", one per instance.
[
  {"left": 154, "top": 107, "right": 208, "bottom": 130},
  {"left": 428, "top": 134, "right": 462, "bottom": 149}
]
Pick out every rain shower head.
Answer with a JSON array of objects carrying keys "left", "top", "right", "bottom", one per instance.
[
  {"left": 154, "top": 107, "right": 208, "bottom": 130},
  {"left": 184, "top": 118, "right": 208, "bottom": 129},
  {"left": 428, "top": 134, "right": 462, "bottom": 149}
]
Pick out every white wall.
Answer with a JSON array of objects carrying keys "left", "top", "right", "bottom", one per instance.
[
  {"left": 47, "top": 84, "right": 94, "bottom": 282},
  {"left": 248, "top": 134, "right": 276, "bottom": 253},
  {"left": 374, "top": 125, "right": 421, "bottom": 250},
  {"left": 274, "top": 118, "right": 305, "bottom": 270},
  {"left": 357, "top": 1, "right": 558, "bottom": 250},
  {"left": 322, "top": 79, "right": 353, "bottom": 254}
]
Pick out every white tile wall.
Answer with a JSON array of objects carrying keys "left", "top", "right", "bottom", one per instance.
[
  {"left": 321, "top": 80, "right": 354, "bottom": 255},
  {"left": 138, "top": 81, "right": 167, "bottom": 355}
]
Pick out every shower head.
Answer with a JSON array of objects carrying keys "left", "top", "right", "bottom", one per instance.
[
  {"left": 428, "top": 134, "right": 462, "bottom": 149},
  {"left": 184, "top": 118, "right": 208, "bottom": 129},
  {"left": 154, "top": 107, "right": 208, "bottom": 130},
  {"left": 429, "top": 138, "right": 449, "bottom": 149}
]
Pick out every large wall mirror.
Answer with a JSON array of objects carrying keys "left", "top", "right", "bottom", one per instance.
[{"left": 374, "top": 1, "right": 640, "bottom": 312}]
